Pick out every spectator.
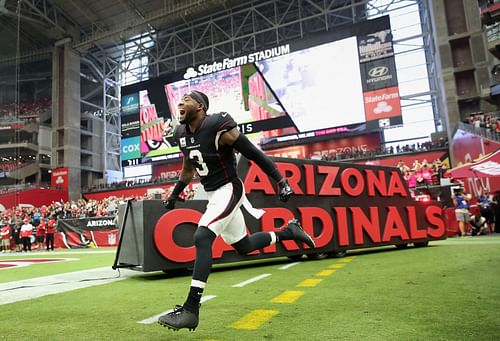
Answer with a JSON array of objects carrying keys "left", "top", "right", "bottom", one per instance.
[
  {"left": 407, "top": 169, "right": 417, "bottom": 190},
  {"left": 437, "top": 163, "right": 448, "bottom": 180},
  {"left": 1, "top": 222, "right": 11, "bottom": 252},
  {"left": 32, "top": 208, "right": 41, "bottom": 227},
  {"left": 414, "top": 164, "right": 425, "bottom": 186},
  {"left": 421, "top": 163, "right": 433, "bottom": 185},
  {"left": 20, "top": 218, "right": 33, "bottom": 252},
  {"left": 13, "top": 220, "right": 22, "bottom": 252}
]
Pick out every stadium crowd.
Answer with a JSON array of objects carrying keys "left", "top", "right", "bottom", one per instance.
[
  {"left": 396, "top": 158, "right": 448, "bottom": 188},
  {"left": 0, "top": 161, "right": 28, "bottom": 172},
  {"left": 0, "top": 185, "right": 198, "bottom": 253},
  {"left": 0, "top": 160, "right": 34, "bottom": 176},
  {"left": 464, "top": 111, "right": 500, "bottom": 138},
  {"left": 84, "top": 171, "right": 183, "bottom": 192},
  {"left": 0, "top": 98, "right": 51, "bottom": 121}
]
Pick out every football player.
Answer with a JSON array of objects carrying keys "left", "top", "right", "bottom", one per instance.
[{"left": 158, "top": 90, "right": 315, "bottom": 331}]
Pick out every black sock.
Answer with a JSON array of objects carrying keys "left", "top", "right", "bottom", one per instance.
[{"left": 183, "top": 286, "right": 203, "bottom": 314}]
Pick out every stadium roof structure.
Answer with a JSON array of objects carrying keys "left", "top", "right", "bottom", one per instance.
[{"left": 0, "top": 0, "right": 247, "bottom": 62}]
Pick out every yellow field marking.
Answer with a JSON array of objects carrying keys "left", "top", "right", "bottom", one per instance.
[
  {"left": 315, "top": 269, "right": 336, "bottom": 277},
  {"left": 328, "top": 263, "right": 346, "bottom": 269},
  {"left": 271, "top": 290, "right": 304, "bottom": 303},
  {"left": 339, "top": 257, "right": 354, "bottom": 263},
  {"left": 230, "top": 309, "right": 279, "bottom": 330},
  {"left": 297, "top": 278, "right": 323, "bottom": 287}
]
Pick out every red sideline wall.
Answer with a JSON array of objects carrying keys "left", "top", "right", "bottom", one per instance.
[{"left": 0, "top": 188, "right": 68, "bottom": 210}]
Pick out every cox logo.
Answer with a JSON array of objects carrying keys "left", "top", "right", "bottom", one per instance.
[
  {"left": 122, "top": 144, "right": 140, "bottom": 153},
  {"left": 368, "top": 66, "right": 389, "bottom": 78},
  {"left": 121, "top": 136, "right": 141, "bottom": 160}
]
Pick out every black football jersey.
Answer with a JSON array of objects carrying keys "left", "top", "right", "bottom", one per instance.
[{"left": 174, "top": 112, "right": 238, "bottom": 191}]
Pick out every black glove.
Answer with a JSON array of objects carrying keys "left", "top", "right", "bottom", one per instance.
[
  {"left": 163, "top": 181, "right": 188, "bottom": 210},
  {"left": 278, "top": 179, "right": 293, "bottom": 202},
  {"left": 163, "top": 198, "right": 176, "bottom": 210}
]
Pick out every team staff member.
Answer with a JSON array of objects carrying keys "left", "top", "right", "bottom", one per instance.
[
  {"left": 478, "top": 189, "right": 496, "bottom": 233},
  {"left": 45, "top": 218, "right": 56, "bottom": 251},
  {"left": 158, "top": 90, "right": 315, "bottom": 331},
  {"left": 469, "top": 214, "right": 488, "bottom": 236},
  {"left": 36, "top": 218, "right": 46, "bottom": 250}
]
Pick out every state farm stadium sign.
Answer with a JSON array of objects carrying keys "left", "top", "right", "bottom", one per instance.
[
  {"left": 52, "top": 170, "right": 68, "bottom": 177},
  {"left": 364, "top": 91, "right": 399, "bottom": 103},
  {"left": 183, "top": 44, "right": 290, "bottom": 79},
  {"left": 363, "top": 86, "right": 401, "bottom": 121}
]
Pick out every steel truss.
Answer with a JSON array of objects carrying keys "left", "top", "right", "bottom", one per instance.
[
  {"left": 1, "top": 0, "right": 123, "bottom": 176},
  {"left": 80, "top": 55, "right": 122, "bottom": 173},
  {"left": 120, "top": 0, "right": 369, "bottom": 77}
]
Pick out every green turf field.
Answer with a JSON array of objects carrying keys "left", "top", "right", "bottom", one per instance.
[{"left": 1, "top": 236, "right": 499, "bottom": 340}]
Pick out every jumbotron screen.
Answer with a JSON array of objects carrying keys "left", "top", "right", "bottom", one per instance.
[{"left": 120, "top": 15, "right": 400, "bottom": 166}]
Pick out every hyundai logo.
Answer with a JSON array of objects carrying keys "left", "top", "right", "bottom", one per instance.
[{"left": 368, "top": 66, "right": 389, "bottom": 78}]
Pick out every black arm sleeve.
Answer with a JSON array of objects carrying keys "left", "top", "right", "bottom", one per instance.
[
  {"left": 231, "top": 134, "right": 283, "bottom": 183},
  {"left": 169, "top": 180, "right": 188, "bottom": 200}
]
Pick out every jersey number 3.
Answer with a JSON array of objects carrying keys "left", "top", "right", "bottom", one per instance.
[{"left": 189, "top": 149, "right": 209, "bottom": 176}]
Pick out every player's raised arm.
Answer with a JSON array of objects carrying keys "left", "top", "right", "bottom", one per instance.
[{"left": 219, "top": 127, "right": 293, "bottom": 202}]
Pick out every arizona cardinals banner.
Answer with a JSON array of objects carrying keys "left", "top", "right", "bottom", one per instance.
[
  {"left": 56, "top": 217, "right": 117, "bottom": 248},
  {"left": 58, "top": 216, "right": 116, "bottom": 232},
  {"left": 114, "top": 157, "right": 446, "bottom": 272}
]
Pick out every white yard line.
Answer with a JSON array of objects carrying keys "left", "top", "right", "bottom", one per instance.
[
  {"left": 433, "top": 239, "right": 500, "bottom": 245},
  {"left": 0, "top": 250, "right": 116, "bottom": 257},
  {"left": 0, "top": 267, "right": 141, "bottom": 305},
  {"left": 278, "top": 262, "right": 299, "bottom": 270},
  {"left": 137, "top": 295, "right": 217, "bottom": 324},
  {"left": 232, "top": 273, "right": 271, "bottom": 288}
]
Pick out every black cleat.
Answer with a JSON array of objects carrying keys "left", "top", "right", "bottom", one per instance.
[
  {"left": 285, "top": 219, "right": 316, "bottom": 248},
  {"left": 158, "top": 305, "right": 199, "bottom": 331}
]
